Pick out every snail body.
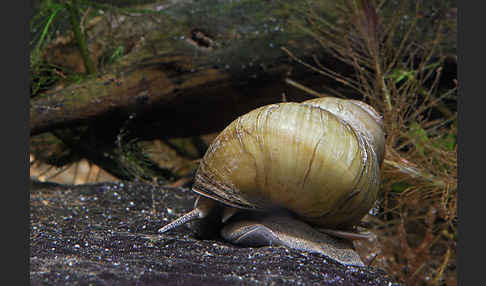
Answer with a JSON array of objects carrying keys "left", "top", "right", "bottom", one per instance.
[{"left": 159, "top": 97, "right": 385, "bottom": 266}]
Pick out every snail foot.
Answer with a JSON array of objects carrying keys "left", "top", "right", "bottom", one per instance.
[{"left": 220, "top": 213, "right": 364, "bottom": 266}]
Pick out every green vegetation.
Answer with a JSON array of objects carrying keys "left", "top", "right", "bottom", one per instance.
[
  {"left": 286, "top": 1, "right": 457, "bottom": 284},
  {"left": 30, "top": 0, "right": 167, "bottom": 97}
]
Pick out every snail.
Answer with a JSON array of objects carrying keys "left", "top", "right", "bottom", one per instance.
[{"left": 158, "top": 97, "right": 385, "bottom": 266}]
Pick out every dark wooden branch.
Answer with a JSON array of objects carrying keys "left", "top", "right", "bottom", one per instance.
[
  {"left": 30, "top": 0, "right": 456, "bottom": 138},
  {"left": 30, "top": 0, "right": 341, "bottom": 137}
]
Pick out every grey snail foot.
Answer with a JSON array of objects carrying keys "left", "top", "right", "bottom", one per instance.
[{"left": 220, "top": 213, "right": 364, "bottom": 266}]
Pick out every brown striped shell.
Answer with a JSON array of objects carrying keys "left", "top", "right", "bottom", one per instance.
[{"left": 192, "top": 97, "right": 385, "bottom": 229}]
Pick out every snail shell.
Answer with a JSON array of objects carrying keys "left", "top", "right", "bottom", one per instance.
[{"left": 192, "top": 97, "right": 384, "bottom": 229}]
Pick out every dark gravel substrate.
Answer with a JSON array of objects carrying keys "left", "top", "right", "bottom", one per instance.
[{"left": 30, "top": 180, "right": 401, "bottom": 286}]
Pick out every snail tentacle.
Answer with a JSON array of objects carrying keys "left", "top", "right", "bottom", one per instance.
[
  {"left": 317, "top": 228, "right": 373, "bottom": 241},
  {"left": 158, "top": 208, "right": 202, "bottom": 233},
  {"left": 221, "top": 207, "right": 239, "bottom": 223},
  {"left": 158, "top": 196, "right": 216, "bottom": 233}
]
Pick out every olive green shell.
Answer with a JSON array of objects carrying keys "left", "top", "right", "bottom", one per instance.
[{"left": 192, "top": 97, "right": 385, "bottom": 229}]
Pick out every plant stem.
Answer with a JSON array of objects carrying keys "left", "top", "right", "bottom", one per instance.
[
  {"left": 67, "top": 0, "right": 96, "bottom": 74},
  {"left": 285, "top": 78, "right": 325, "bottom": 98},
  {"left": 377, "top": 62, "right": 393, "bottom": 112},
  {"left": 33, "top": 5, "right": 61, "bottom": 61},
  {"left": 384, "top": 159, "right": 447, "bottom": 188}
]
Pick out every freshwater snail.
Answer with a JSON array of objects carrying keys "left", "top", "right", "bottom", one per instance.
[{"left": 159, "top": 97, "right": 385, "bottom": 266}]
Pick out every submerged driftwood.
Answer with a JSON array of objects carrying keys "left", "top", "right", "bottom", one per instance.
[
  {"left": 31, "top": 0, "right": 329, "bottom": 136},
  {"left": 30, "top": 0, "right": 456, "bottom": 138}
]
